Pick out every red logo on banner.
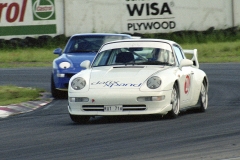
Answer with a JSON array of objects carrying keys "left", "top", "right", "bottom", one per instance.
[
  {"left": 0, "top": 0, "right": 27, "bottom": 23},
  {"left": 184, "top": 75, "right": 191, "bottom": 94}
]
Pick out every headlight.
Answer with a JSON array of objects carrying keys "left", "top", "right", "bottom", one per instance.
[
  {"left": 59, "top": 62, "right": 71, "bottom": 69},
  {"left": 71, "top": 77, "right": 86, "bottom": 90},
  {"left": 147, "top": 76, "right": 161, "bottom": 89}
]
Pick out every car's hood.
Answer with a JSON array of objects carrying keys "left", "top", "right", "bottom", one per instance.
[
  {"left": 89, "top": 66, "right": 169, "bottom": 89},
  {"left": 65, "top": 52, "right": 96, "bottom": 65}
]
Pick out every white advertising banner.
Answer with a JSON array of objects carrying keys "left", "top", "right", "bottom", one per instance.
[
  {"left": 234, "top": 0, "right": 240, "bottom": 27},
  {"left": 0, "top": 0, "right": 237, "bottom": 40},
  {"left": 64, "top": 0, "right": 233, "bottom": 37},
  {"left": 0, "top": 0, "right": 64, "bottom": 40}
]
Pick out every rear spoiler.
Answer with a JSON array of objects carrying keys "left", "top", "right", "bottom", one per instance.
[{"left": 183, "top": 49, "right": 199, "bottom": 68}]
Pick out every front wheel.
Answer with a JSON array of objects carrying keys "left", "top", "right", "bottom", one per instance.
[
  {"left": 167, "top": 84, "right": 180, "bottom": 118},
  {"left": 197, "top": 81, "right": 208, "bottom": 112},
  {"left": 69, "top": 114, "right": 90, "bottom": 124}
]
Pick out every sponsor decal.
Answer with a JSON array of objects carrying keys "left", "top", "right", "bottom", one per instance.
[
  {"left": 184, "top": 75, "right": 191, "bottom": 94},
  {"left": 0, "top": 0, "right": 57, "bottom": 36},
  {"left": 0, "top": 0, "right": 27, "bottom": 23},
  {"left": 91, "top": 81, "right": 142, "bottom": 88},
  {"left": 32, "top": 0, "right": 55, "bottom": 20},
  {"left": 126, "top": 2, "right": 172, "bottom": 16},
  {"left": 0, "top": 0, "right": 56, "bottom": 23},
  {"left": 125, "top": 0, "right": 176, "bottom": 32}
]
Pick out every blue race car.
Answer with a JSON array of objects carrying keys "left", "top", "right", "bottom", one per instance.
[{"left": 51, "top": 33, "right": 132, "bottom": 98}]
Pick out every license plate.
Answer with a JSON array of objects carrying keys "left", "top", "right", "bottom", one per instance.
[{"left": 104, "top": 105, "right": 123, "bottom": 112}]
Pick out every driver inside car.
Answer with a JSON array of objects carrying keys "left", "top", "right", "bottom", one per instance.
[{"left": 149, "top": 48, "right": 164, "bottom": 62}]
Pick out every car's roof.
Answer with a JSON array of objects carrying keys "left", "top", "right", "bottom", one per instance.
[
  {"left": 99, "top": 38, "right": 178, "bottom": 52},
  {"left": 71, "top": 33, "right": 131, "bottom": 37},
  {"left": 103, "top": 38, "right": 178, "bottom": 46}
]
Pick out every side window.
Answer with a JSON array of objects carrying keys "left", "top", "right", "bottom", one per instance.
[
  {"left": 93, "top": 51, "right": 111, "bottom": 66},
  {"left": 173, "top": 45, "right": 184, "bottom": 64},
  {"left": 99, "top": 51, "right": 110, "bottom": 65}
]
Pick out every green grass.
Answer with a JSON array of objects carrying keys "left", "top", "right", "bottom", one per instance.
[
  {"left": 0, "top": 41, "right": 240, "bottom": 68},
  {"left": 181, "top": 41, "right": 240, "bottom": 63},
  {"left": 0, "top": 28, "right": 240, "bottom": 68},
  {"left": 0, "top": 48, "right": 57, "bottom": 68},
  {"left": 0, "top": 85, "right": 44, "bottom": 106}
]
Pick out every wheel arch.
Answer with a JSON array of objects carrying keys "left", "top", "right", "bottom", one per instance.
[
  {"left": 203, "top": 76, "right": 209, "bottom": 92},
  {"left": 174, "top": 80, "right": 180, "bottom": 100}
]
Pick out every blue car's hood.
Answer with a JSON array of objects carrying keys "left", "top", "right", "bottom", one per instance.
[{"left": 58, "top": 52, "right": 96, "bottom": 69}]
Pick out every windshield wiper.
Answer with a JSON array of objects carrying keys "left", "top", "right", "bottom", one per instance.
[
  {"left": 123, "top": 61, "right": 136, "bottom": 66},
  {"left": 136, "top": 61, "right": 173, "bottom": 66},
  {"left": 159, "top": 62, "right": 174, "bottom": 66}
]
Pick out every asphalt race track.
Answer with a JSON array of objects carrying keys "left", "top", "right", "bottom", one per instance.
[{"left": 0, "top": 64, "right": 240, "bottom": 160}]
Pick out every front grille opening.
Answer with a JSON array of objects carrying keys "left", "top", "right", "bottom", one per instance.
[
  {"left": 82, "top": 105, "right": 104, "bottom": 111},
  {"left": 64, "top": 83, "right": 69, "bottom": 88},
  {"left": 122, "top": 105, "right": 146, "bottom": 111},
  {"left": 65, "top": 73, "right": 75, "bottom": 78}
]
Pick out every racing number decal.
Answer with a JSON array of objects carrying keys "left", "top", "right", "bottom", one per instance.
[{"left": 184, "top": 75, "right": 191, "bottom": 94}]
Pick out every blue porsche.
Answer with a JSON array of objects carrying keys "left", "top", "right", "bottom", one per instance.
[{"left": 51, "top": 33, "right": 132, "bottom": 98}]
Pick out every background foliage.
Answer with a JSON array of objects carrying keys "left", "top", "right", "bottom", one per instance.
[{"left": 0, "top": 27, "right": 239, "bottom": 50}]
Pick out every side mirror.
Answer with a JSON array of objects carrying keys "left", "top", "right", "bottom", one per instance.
[
  {"left": 53, "top": 48, "right": 62, "bottom": 55},
  {"left": 80, "top": 60, "right": 91, "bottom": 69},
  {"left": 179, "top": 59, "right": 193, "bottom": 70}
]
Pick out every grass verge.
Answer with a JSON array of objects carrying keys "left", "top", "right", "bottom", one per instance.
[
  {"left": 181, "top": 41, "right": 240, "bottom": 63},
  {"left": 0, "top": 40, "right": 240, "bottom": 68},
  {"left": 0, "top": 48, "right": 56, "bottom": 68},
  {"left": 0, "top": 85, "right": 44, "bottom": 106}
]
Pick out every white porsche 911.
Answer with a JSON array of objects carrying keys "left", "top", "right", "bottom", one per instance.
[{"left": 68, "top": 39, "right": 209, "bottom": 123}]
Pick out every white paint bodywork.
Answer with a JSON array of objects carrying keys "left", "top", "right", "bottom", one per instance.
[{"left": 68, "top": 39, "right": 208, "bottom": 116}]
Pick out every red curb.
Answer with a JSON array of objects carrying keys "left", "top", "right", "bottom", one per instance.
[
  {"left": 0, "top": 92, "right": 53, "bottom": 118},
  {"left": 0, "top": 107, "right": 19, "bottom": 113}
]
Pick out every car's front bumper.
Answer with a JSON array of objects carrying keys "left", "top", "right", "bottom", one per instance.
[
  {"left": 68, "top": 89, "right": 173, "bottom": 116},
  {"left": 53, "top": 70, "right": 77, "bottom": 90}
]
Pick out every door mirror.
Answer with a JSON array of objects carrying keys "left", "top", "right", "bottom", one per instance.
[
  {"left": 179, "top": 59, "right": 193, "bottom": 70},
  {"left": 53, "top": 48, "right": 62, "bottom": 55},
  {"left": 80, "top": 60, "right": 91, "bottom": 69}
]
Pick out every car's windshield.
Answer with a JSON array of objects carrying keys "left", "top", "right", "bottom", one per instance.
[
  {"left": 92, "top": 47, "right": 175, "bottom": 67},
  {"left": 64, "top": 35, "right": 129, "bottom": 53}
]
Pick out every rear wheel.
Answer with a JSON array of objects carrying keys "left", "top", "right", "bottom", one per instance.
[
  {"left": 51, "top": 74, "right": 67, "bottom": 99},
  {"left": 197, "top": 81, "right": 208, "bottom": 112},
  {"left": 69, "top": 114, "right": 90, "bottom": 124},
  {"left": 167, "top": 84, "right": 180, "bottom": 118}
]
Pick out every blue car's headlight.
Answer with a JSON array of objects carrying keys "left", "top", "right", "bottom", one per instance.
[
  {"left": 59, "top": 62, "right": 71, "bottom": 69},
  {"left": 71, "top": 77, "right": 86, "bottom": 90}
]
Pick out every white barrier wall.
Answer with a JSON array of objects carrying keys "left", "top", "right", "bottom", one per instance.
[
  {"left": 0, "top": 0, "right": 64, "bottom": 40},
  {"left": 64, "top": 0, "right": 234, "bottom": 37},
  {"left": 234, "top": 0, "right": 240, "bottom": 27},
  {"left": 0, "top": 0, "right": 239, "bottom": 40}
]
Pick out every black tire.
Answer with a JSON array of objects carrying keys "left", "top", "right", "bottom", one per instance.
[
  {"left": 167, "top": 83, "right": 180, "bottom": 118},
  {"left": 51, "top": 74, "right": 67, "bottom": 99},
  {"left": 69, "top": 114, "right": 90, "bottom": 124},
  {"left": 197, "top": 81, "right": 208, "bottom": 112}
]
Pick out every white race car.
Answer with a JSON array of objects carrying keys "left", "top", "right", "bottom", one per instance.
[{"left": 68, "top": 39, "right": 209, "bottom": 123}]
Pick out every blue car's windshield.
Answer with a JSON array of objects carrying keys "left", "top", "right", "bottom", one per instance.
[{"left": 64, "top": 35, "right": 129, "bottom": 53}]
